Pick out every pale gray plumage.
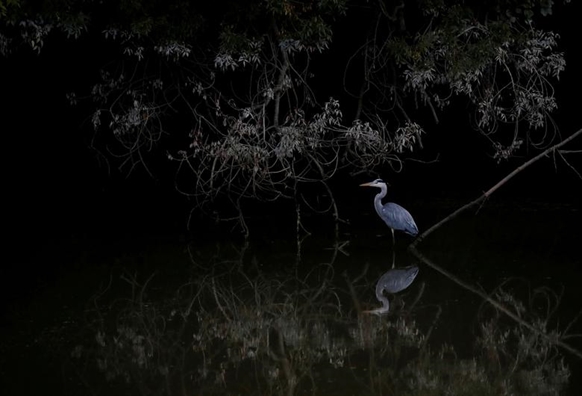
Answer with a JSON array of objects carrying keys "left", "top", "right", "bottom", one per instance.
[
  {"left": 364, "top": 265, "right": 419, "bottom": 316},
  {"left": 360, "top": 179, "right": 418, "bottom": 237}
]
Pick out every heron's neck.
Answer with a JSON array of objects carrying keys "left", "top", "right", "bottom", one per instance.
[
  {"left": 374, "top": 195, "right": 384, "bottom": 214},
  {"left": 374, "top": 185, "right": 387, "bottom": 215},
  {"left": 380, "top": 296, "right": 389, "bottom": 310}
]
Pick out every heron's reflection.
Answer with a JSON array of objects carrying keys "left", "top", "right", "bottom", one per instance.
[{"left": 364, "top": 265, "right": 419, "bottom": 316}]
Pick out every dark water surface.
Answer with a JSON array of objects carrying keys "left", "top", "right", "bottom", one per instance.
[{"left": 2, "top": 198, "right": 581, "bottom": 395}]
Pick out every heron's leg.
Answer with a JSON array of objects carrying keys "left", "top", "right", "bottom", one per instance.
[{"left": 391, "top": 228, "right": 396, "bottom": 268}]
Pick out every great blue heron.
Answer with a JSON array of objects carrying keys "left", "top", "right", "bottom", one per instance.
[
  {"left": 360, "top": 179, "right": 418, "bottom": 266},
  {"left": 363, "top": 265, "right": 419, "bottom": 316}
]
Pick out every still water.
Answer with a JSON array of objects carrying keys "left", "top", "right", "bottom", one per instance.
[{"left": 2, "top": 199, "right": 581, "bottom": 395}]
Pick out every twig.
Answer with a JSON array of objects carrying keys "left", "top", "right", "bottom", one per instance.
[
  {"left": 268, "top": 326, "right": 297, "bottom": 396},
  {"left": 211, "top": 277, "right": 232, "bottom": 322},
  {"left": 342, "top": 270, "right": 363, "bottom": 315}
]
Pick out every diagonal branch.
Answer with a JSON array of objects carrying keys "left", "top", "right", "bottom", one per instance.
[
  {"left": 409, "top": 246, "right": 582, "bottom": 359},
  {"left": 409, "top": 127, "right": 582, "bottom": 359},
  {"left": 411, "top": 127, "right": 582, "bottom": 248}
]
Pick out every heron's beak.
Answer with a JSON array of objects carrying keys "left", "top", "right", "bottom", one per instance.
[{"left": 359, "top": 182, "right": 374, "bottom": 187}]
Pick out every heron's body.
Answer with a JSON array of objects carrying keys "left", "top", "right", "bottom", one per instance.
[
  {"left": 360, "top": 178, "right": 418, "bottom": 267},
  {"left": 365, "top": 265, "right": 419, "bottom": 316},
  {"left": 361, "top": 179, "right": 418, "bottom": 237},
  {"left": 376, "top": 201, "right": 418, "bottom": 236}
]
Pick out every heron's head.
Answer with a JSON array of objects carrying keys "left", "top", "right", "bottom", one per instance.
[{"left": 360, "top": 179, "right": 388, "bottom": 188}]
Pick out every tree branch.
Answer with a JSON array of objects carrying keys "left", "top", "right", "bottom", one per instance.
[
  {"left": 409, "top": 247, "right": 582, "bottom": 359},
  {"left": 409, "top": 127, "right": 582, "bottom": 359},
  {"left": 411, "top": 127, "right": 582, "bottom": 248}
]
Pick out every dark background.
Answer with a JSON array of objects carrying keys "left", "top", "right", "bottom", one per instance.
[
  {"left": 1, "top": 5, "right": 581, "bottom": 395},
  {"left": 2, "top": 3, "right": 581, "bottom": 286}
]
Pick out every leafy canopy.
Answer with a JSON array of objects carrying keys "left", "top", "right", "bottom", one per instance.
[{"left": 0, "top": 0, "right": 569, "bottom": 222}]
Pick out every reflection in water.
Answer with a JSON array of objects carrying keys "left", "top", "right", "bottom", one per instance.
[
  {"left": 58, "top": 253, "right": 571, "bottom": 396},
  {"left": 6, "top": 199, "right": 580, "bottom": 395},
  {"left": 69, "top": 259, "right": 431, "bottom": 395},
  {"left": 364, "top": 265, "right": 420, "bottom": 316}
]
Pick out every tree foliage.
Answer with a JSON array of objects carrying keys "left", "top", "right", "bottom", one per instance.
[{"left": 0, "top": 0, "right": 570, "bottom": 222}]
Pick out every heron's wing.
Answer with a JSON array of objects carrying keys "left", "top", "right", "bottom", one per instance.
[{"left": 381, "top": 202, "right": 419, "bottom": 236}]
